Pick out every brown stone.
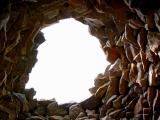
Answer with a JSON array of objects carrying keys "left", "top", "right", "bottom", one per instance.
[
  {"left": 26, "top": 116, "right": 45, "bottom": 120},
  {"left": 134, "top": 95, "right": 144, "bottom": 115},
  {"left": 34, "top": 106, "right": 46, "bottom": 116},
  {"left": 121, "top": 69, "right": 130, "bottom": 81},
  {"left": 129, "top": 63, "right": 138, "bottom": 85},
  {"left": 86, "top": 109, "right": 97, "bottom": 119},
  {"left": 109, "top": 109, "right": 122, "bottom": 119},
  {"left": 89, "top": 86, "right": 98, "bottom": 95},
  {"left": 125, "top": 97, "right": 138, "bottom": 110},
  {"left": 145, "top": 14, "right": 155, "bottom": 30},
  {"left": 128, "top": 18, "right": 144, "bottom": 29},
  {"left": 109, "top": 58, "right": 122, "bottom": 77},
  {"left": 47, "top": 100, "right": 59, "bottom": 115},
  {"left": 135, "top": 9, "right": 145, "bottom": 23},
  {"left": 119, "top": 77, "right": 129, "bottom": 95},
  {"left": 49, "top": 115, "right": 64, "bottom": 120},
  {"left": 105, "top": 47, "right": 120, "bottom": 64},
  {"left": 100, "top": 104, "right": 107, "bottom": 117},
  {"left": 142, "top": 99, "right": 149, "bottom": 108},
  {"left": 136, "top": 62, "right": 145, "bottom": 87},
  {"left": 129, "top": 87, "right": 138, "bottom": 99},
  {"left": 140, "top": 50, "right": 149, "bottom": 72},
  {"left": 124, "top": 42, "right": 134, "bottom": 62},
  {"left": 133, "top": 53, "right": 141, "bottom": 62},
  {"left": 122, "top": 95, "right": 131, "bottom": 106},
  {"left": 108, "top": 76, "right": 119, "bottom": 96},
  {"left": 116, "top": 34, "right": 124, "bottom": 47},
  {"left": 130, "top": 44, "right": 140, "bottom": 60},
  {"left": 148, "top": 64, "right": 159, "bottom": 86},
  {"left": 119, "top": 110, "right": 126, "bottom": 118},
  {"left": 133, "top": 83, "right": 143, "bottom": 94},
  {"left": 94, "top": 73, "right": 108, "bottom": 87},
  {"left": 147, "top": 86, "right": 156, "bottom": 108},
  {"left": 69, "top": 103, "right": 84, "bottom": 119},
  {"left": 153, "top": 89, "right": 160, "bottom": 111},
  {"left": 0, "top": 0, "right": 160, "bottom": 120},
  {"left": 154, "top": 10, "right": 160, "bottom": 32},
  {"left": 106, "top": 108, "right": 114, "bottom": 115},
  {"left": 152, "top": 111, "right": 159, "bottom": 120},
  {"left": 143, "top": 114, "right": 150, "bottom": 120},
  {"left": 105, "top": 95, "right": 117, "bottom": 109},
  {"left": 124, "top": 24, "right": 138, "bottom": 47},
  {"left": 126, "top": 111, "right": 134, "bottom": 118},
  {"left": 80, "top": 95, "right": 101, "bottom": 110},
  {"left": 68, "top": 0, "right": 87, "bottom": 10},
  {"left": 113, "top": 95, "right": 123, "bottom": 109},
  {"left": 77, "top": 112, "right": 86, "bottom": 118},
  {"left": 95, "top": 83, "right": 109, "bottom": 98},
  {"left": 147, "top": 31, "right": 160, "bottom": 53},
  {"left": 135, "top": 114, "right": 143, "bottom": 120},
  {"left": 143, "top": 108, "right": 151, "bottom": 115},
  {"left": 137, "top": 28, "right": 147, "bottom": 51},
  {"left": 0, "top": 71, "right": 7, "bottom": 87}
]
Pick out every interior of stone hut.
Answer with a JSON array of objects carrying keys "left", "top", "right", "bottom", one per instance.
[{"left": 0, "top": 0, "right": 160, "bottom": 119}]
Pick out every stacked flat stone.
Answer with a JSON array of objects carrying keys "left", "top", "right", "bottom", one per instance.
[{"left": 0, "top": 0, "right": 159, "bottom": 119}]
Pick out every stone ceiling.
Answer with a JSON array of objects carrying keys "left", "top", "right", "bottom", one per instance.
[{"left": 0, "top": 0, "right": 160, "bottom": 119}]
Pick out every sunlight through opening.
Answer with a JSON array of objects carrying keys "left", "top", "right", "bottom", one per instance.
[{"left": 26, "top": 18, "right": 108, "bottom": 104}]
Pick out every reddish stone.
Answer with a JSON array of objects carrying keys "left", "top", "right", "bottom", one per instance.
[
  {"left": 124, "top": 42, "right": 133, "bottom": 62},
  {"left": 133, "top": 53, "right": 141, "bottom": 62},
  {"left": 148, "top": 64, "right": 159, "bottom": 86},
  {"left": 137, "top": 28, "right": 147, "bottom": 51},
  {"left": 147, "top": 87, "right": 156, "bottom": 108},
  {"left": 145, "top": 14, "right": 155, "bottom": 30},
  {"left": 68, "top": 0, "right": 84, "bottom": 7},
  {"left": 136, "top": 62, "right": 145, "bottom": 87},
  {"left": 129, "top": 63, "right": 138, "bottom": 85},
  {"left": 109, "top": 59, "right": 122, "bottom": 77},
  {"left": 128, "top": 18, "right": 144, "bottom": 29},
  {"left": 139, "top": 51, "right": 148, "bottom": 71},
  {"left": 124, "top": 24, "right": 138, "bottom": 47},
  {"left": 105, "top": 47, "right": 120, "bottom": 64}
]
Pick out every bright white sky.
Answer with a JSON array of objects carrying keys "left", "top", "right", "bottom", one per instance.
[{"left": 26, "top": 18, "right": 108, "bottom": 104}]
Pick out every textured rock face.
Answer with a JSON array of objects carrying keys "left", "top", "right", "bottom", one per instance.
[{"left": 0, "top": 0, "right": 160, "bottom": 119}]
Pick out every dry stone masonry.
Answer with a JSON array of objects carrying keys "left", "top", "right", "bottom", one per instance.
[{"left": 0, "top": 0, "right": 160, "bottom": 119}]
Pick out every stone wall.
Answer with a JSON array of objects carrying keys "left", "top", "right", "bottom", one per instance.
[{"left": 0, "top": 0, "right": 160, "bottom": 119}]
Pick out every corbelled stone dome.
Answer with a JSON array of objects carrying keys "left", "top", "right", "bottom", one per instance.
[{"left": 0, "top": 0, "right": 160, "bottom": 119}]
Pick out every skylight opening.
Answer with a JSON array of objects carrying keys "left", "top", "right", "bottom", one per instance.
[{"left": 25, "top": 18, "right": 108, "bottom": 104}]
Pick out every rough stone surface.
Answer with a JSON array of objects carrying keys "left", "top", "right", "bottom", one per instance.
[{"left": 0, "top": 0, "right": 160, "bottom": 119}]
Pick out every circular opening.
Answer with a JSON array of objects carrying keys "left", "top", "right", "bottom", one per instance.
[{"left": 26, "top": 18, "right": 108, "bottom": 104}]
